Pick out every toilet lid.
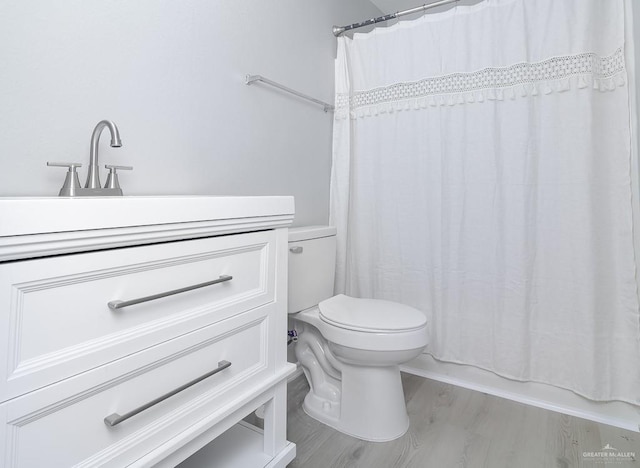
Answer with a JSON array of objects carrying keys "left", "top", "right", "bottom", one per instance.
[{"left": 318, "top": 294, "right": 427, "bottom": 333}]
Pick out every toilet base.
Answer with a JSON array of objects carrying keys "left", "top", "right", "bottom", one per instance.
[{"left": 302, "top": 362, "right": 410, "bottom": 442}]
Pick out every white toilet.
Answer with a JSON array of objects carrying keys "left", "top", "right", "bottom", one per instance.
[{"left": 288, "top": 226, "right": 428, "bottom": 442}]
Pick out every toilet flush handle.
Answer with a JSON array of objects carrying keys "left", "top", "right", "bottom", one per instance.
[{"left": 290, "top": 246, "right": 303, "bottom": 254}]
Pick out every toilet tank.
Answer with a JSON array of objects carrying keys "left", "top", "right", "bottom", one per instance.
[{"left": 288, "top": 226, "right": 337, "bottom": 314}]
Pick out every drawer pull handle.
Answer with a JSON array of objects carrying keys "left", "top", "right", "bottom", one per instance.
[
  {"left": 104, "top": 360, "right": 232, "bottom": 427},
  {"left": 108, "top": 275, "right": 233, "bottom": 310}
]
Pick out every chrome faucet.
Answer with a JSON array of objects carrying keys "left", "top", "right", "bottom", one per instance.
[
  {"left": 47, "top": 119, "right": 132, "bottom": 196},
  {"left": 86, "top": 120, "right": 122, "bottom": 189}
]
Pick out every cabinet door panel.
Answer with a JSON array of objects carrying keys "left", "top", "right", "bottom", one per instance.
[
  {"left": 1, "top": 306, "right": 272, "bottom": 468},
  {"left": 0, "top": 230, "right": 275, "bottom": 400}
]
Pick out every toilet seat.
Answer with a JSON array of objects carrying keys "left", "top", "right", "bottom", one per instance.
[
  {"left": 319, "top": 294, "right": 427, "bottom": 333},
  {"left": 295, "top": 302, "right": 428, "bottom": 352}
]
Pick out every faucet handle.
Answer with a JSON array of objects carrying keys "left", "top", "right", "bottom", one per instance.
[
  {"left": 104, "top": 164, "right": 133, "bottom": 190},
  {"left": 105, "top": 164, "right": 132, "bottom": 171},
  {"left": 47, "top": 161, "right": 83, "bottom": 169},
  {"left": 47, "top": 162, "right": 83, "bottom": 197}
]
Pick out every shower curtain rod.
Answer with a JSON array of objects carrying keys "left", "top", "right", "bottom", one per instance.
[
  {"left": 333, "top": 0, "right": 459, "bottom": 37},
  {"left": 245, "top": 74, "right": 334, "bottom": 112}
]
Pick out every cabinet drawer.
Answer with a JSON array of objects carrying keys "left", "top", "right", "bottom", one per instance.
[
  {"left": 0, "top": 230, "right": 276, "bottom": 401},
  {"left": 0, "top": 306, "right": 273, "bottom": 468}
]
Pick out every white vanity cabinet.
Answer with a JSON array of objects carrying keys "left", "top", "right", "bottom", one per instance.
[{"left": 0, "top": 196, "right": 296, "bottom": 468}]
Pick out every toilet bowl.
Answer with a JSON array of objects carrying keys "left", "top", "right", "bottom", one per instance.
[{"left": 288, "top": 226, "right": 428, "bottom": 442}]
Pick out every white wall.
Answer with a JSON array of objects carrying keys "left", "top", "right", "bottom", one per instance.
[{"left": 0, "top": 1, "right": 381, "bottom": 227}]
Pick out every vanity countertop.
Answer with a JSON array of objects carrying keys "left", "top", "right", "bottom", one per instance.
[
  {"left": 0, "top": 196, "right": 295, "bottom": 237},
  {"left": 0, "top": 196, "right": 295, "bottom": 261}
]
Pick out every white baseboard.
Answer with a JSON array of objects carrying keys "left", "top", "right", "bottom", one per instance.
[{"left": 401, "top": 354, "right": 640, "bottom": 433}]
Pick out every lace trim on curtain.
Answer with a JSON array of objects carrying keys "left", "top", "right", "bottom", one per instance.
[{"left": 335, "top": 48, "right": 626, "bottom": 119}]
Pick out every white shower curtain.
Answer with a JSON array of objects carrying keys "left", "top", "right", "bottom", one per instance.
[{"left": 330, "top": 0, "right": 640, "bottom": 403}]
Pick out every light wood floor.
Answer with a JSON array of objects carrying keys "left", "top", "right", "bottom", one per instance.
[{"left": 281, "top": 373, "right": 639, "bottom": 468}]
